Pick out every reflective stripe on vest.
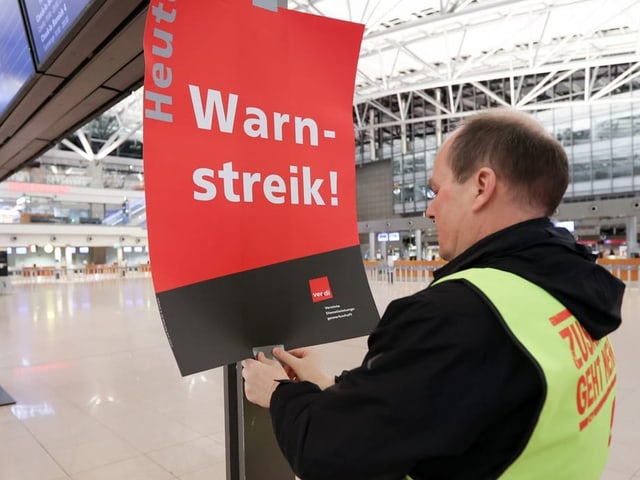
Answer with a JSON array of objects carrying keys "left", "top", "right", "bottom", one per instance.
[{"left": 411, "top": 268, "right": 615, "bottom": 480}]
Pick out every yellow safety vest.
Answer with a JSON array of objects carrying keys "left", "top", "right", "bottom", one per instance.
[{"left": 408, "top": 268, "right": 616, "bottom": 480}]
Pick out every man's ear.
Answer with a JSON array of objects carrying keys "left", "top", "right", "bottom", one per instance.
[{"left": 471, "top": 167, "right": 497, "bottom": 212}]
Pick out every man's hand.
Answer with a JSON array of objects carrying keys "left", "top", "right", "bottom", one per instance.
[
  {"left": 242, "top": 352, "right": 289, "bottom": 408},
  {"left": 242, "top": 347, "right": 336, "bottom": 407},
  {"left": 273, "top": 347, "right": 335, "bottom": 390}
]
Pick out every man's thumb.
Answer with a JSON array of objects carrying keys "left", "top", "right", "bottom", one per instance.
[{"left": 273, "top": 348, "right": 297, "bottom": 366}]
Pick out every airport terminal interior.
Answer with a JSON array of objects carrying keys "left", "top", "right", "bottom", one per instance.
[
  {"left": 1, "top": 0, "right": 640, "bottom": 478},
  {"left": 0, "top": 277, "right": 637, "bottom": 480}
]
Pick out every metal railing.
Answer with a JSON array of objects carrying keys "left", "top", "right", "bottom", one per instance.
[
  {"left": 6, "top": 259, "right": 640, "bottom": 286},
  {"left": 364, "top": 259, "right": 640, "bottom": 286},
  {"left": 7, "top": 264, "right": 151, "bottom": 284},
  {"left": 363, "top": 260, "right": 445, "bottom": 284}
]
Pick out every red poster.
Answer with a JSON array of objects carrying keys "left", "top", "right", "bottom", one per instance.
[{"left": 143, "top": 0, "right": 378, "bottom": 375}]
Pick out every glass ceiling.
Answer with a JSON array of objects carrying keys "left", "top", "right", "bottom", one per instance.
[
  {"left": 92, "top": 0, "right": 640, "bottom": 145},
  {"left": 289, "top": 0, "right": 640, "bottom": 102}
]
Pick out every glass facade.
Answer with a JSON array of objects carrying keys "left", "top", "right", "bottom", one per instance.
[
  {"left": 536, "top": 101, "right": 640, "bottom": 199},
  {"left": 0, "top": 111, "right": 146, "bottom": 226},
  {"left": 389, "top": 138, "right": 436, "bottom": 215},
  {"left": 355, "top": 65, "right": 640, "bottom": 216}
]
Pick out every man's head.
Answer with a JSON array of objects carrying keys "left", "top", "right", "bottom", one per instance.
[{"left": 426, "top": 109, "right": 568, "bottom": 261}]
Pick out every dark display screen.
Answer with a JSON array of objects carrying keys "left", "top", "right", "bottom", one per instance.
[
  {"left": 23, "top": 0, "right": 94, "bottom": 65},
  {"left": 0, "top": 0, "right": 36, "bottom": 119}
]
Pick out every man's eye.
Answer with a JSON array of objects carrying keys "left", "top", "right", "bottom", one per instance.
[{"left": 426, "top": 187, "right": 437, "bottom": 200}]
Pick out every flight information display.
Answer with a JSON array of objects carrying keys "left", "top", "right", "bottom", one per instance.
[
  {"left": 23, "top": 0, "right": 94, "bottom": 65},
  {"left": 0, "top": 0, "right": 36, "bottom": 120}
]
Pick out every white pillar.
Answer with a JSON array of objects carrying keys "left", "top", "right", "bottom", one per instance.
[
  {"left": 87, "top": 160, "right": 104, "bottom": 188},
  {"left": 369, "top": 231, "right": 375, "bottom": 261},
  {"left": 65, "top": 247, "right": 74, "bottom": 267},
  {"left": 626, "top": 216, "right": 638, "bottom": 257},
  {"left": 415, "top": 228, "right": 422, "bottom": 260},
  {"left": 435, "top": 88, "right": 443, "bottom": 147},
  {"left": 369, "top": 110, "right": 376, "bottom": 161}
]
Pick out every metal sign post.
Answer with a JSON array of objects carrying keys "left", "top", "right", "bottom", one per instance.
[
  {"left": 221, "top": 4, "right": 293, "bottom": 479},
  {"left": 224, "top": 362, "right": 294, "bottom": 480}
]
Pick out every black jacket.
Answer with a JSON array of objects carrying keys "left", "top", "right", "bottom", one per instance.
[{"left": 270, "top": 218, "right": 625, "bottom": 480}]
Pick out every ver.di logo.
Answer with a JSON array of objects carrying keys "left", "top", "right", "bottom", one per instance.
[{"left": 309, "top": 276, "right": 333, "bottom": 303}]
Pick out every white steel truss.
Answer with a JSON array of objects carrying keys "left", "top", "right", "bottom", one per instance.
[
  {"left": 355, "top": 61, "right": 640, "bottom": 131},
  {"left": 288, "top": 0, "right": 640, "bottom": 128},
  {"left": 60, "top": 1, "right": 640, "bottom": 151},
  {"left": 290, "top": 0, "right": 640, "bottom": 98}
]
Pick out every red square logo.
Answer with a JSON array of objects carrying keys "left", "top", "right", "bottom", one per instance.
[{"left": 309, "top": 276, "right": 333, "bottom": 303}]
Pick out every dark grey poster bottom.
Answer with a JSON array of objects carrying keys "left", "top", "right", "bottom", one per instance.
[{"left": 157, "top": 245, "right": 380, "bottom": 376}]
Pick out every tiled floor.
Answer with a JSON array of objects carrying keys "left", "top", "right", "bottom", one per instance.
[{"left": 0, "top": 276, "right": 637, "bottom": 479}]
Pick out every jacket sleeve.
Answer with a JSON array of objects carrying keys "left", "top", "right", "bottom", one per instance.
[{"left": 268, "top": 281, "right": 540, "bottom": 480}]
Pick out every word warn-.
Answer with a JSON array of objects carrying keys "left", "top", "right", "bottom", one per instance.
[
  {"left": 550, "top": 309, "right": 616, "bottom": 431},
  {"left": 189, "top": 86, "right": 335, "bottom": 147}
]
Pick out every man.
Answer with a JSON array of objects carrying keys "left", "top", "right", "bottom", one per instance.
[{"left": 242, "top": 109, "right": 624, "bottom": 479}]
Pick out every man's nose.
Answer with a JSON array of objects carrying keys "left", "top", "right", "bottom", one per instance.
[{"left": 425, "top": 203, "right": 434, "bottom": 220}]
